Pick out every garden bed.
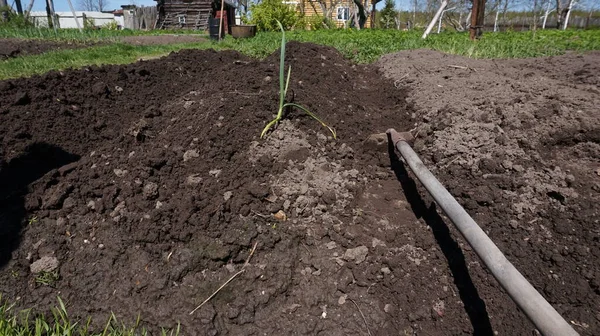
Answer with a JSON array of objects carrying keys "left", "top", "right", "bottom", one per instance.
[{"left": 0, "top": 43, "right": 598, "bottom": 335}]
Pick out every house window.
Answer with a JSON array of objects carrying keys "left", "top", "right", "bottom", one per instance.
[
  {"left": 336, "top": 7, "right": 349, "bottom": 21},
  {"left": 178, "top": 15, "right": 186, "bottom": 24}
]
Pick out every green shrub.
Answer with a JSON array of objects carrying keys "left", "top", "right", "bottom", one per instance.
[
  {"left": 247, "top": 0, "right": 302, "bottom": 31},
  {"left": 0, "top": 7, "right": 34, "bottom": 29},
  {"left": 304, "top": 15, "right": 334, "bottom": 30},
  {"left": 102, "top": 20, "right": 119, "bottom": 30},
  {"left": 83, "top": 17, "right": 96, "bottom": 30}
]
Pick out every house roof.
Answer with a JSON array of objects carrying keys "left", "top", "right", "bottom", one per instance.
[{"left": 153, "top": 0, "right": 237, "bottom": 7}]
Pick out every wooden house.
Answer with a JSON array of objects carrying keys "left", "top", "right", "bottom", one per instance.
[
  {"left": 295, "top": 0, "right": 373, "bottom": 28},
  {"left": 155, "top": 0, "right": 236, "bottom": 31}
]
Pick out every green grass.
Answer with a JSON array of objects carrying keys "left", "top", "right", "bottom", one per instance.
[
  {"left": 0, "top": 297, "right": 180, "bottom": 336},
  {"left": 1, "top": 29, "right": 599, "bottom": 80},
  {"left": 0, "top": 42, "right": 214, "bottom": 79},
  {"left": 34, "top": 271, "right": 60, "bottom": 287},
  {"left": 220, "top": 28, "right": 600, "bottom": 63},
  {"left": 0, "top": 27, "right": 207, "bottom": 42}
]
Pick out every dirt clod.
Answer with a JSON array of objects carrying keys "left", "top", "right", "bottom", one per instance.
[
  {"left": 343, "top": 246, "right": 369, "bottom": 264},
  {"left": 30, "top": 256, "right": 59, "bottom": 274}
]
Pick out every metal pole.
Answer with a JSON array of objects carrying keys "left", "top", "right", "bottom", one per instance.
[
  {"left": 46, "top": 0, "right": 58, "bottom": 31},
  {"left": 24, "top": 0, "right": 34, "bottom": 20},
  {"left": 218, "top": 0, "right": 225, "bottom": 41},
  {"left": 15, "top": 0, "right": 23, "bottom": 15},
  {"left": 386, "top": 129, "right": 579, "bottom": 336},
  {"left": 65, "top": 0, "right": 82, "bottom": 32}
]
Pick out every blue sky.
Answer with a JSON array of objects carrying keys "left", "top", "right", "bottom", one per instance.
[{"left": 28, "top": 0, "right": 405, "bottom": 14}]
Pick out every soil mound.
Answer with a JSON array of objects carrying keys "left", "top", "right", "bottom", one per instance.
[{"left": 1, "top": 42, "right": 426, "bottom": 334}]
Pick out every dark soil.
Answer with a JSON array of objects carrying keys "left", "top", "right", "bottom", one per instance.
[
  {"left": 0, "top": 43, "right": 598, "bottom": 336},
  {"left": 0, "top": 38, "right": 95, "bottom": 59}
]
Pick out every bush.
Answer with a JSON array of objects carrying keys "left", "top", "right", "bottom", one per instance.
[
  {"left": 304, "top": 15, "right": 335, "bottom": 30},
  {"left": 83, "top": 17, "right": 96, "bottom": 30},
  {"left": 102, "top": 20, "right": 119, "bottom": 30},
  {"left": 247, "top": 0, "right": 302, "bottom": 31},
  {"left": 0, "top": 7, "right": 34, "bottom": 29}
]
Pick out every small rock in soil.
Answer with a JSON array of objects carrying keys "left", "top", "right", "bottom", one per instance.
[
  {"left": 143, "top": 182, "right": 159, "bottom": 200},
  {"left": 343, "top": 246, "right": 369, "bottom": 264},
  {"left": 209, "top": 169, "right": 222, "bottom": 177},
  {"left": 30, "top": 256, "right": 59, "bottom": 274},
  {"left": 372, "top": 238, "right": 387, "bottom": 248},
  {"left": 183, "top": 149, "right": 200, "bottom": 162},
  {"left": 273, "top": 210, "right": 287, "bottom": 221},
  {"left": 223, "top": 191, "right": 233, "bottom": 201},
  {"left": 186, "top": 174, "right": 202, "bottom": 185},
  {"left": 113, "top": 168, "right": 128, "bottom": 177}
]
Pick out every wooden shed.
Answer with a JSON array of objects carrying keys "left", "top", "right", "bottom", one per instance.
[{"left": 155, "top": 0, "right": 236, "bottom": 31}]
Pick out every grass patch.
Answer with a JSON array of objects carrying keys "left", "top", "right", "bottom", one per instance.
[
  {"left": 1, "top": 29, "right": 599, "bottom": 80},
  {"left": 0, "top": 297, "right": 180, "bottom": 336},
  {"left": 0, "top": 27, "right": 206, "bottom": 42},
  {"left": 220, "top": 29, "right": 600, "bottom": 62},
  {"left": 34, "top": 271, "right": 60, "bottom": 287},
  {"left": 0, "top": 42, "right": 214, "bottom": 79}
]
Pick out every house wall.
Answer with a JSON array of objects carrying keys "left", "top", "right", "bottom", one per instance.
[
  {"left": 114, "top": 15, "right": 125, "bottom": 28},
  {"left": 296, "top": 0, "right": 372, "bottom": 28}
]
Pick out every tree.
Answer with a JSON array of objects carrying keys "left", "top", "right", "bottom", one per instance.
[
  {"left": 370, "top": 0, "right": 382, "bottom": 27},
  {"left": 313, "top": 0, "right": 343, "bottom": 25},
  {"left": 77, "top": 0, "right": 108, "bottom": 11},
  {"left": 351, "top": 0, "right": 370, "bottom": 29},
  {"left": 555, "top": 0, "right": 576, "bottom": 28},
  {"left": 422, "top": 0, "right": 448, "bottom": 38},
  {"left": 247, "top": 0, "right": 300, "bottom": 31},
  {"left": 379, "top": 0, "right": 397, "bottom": 28}
]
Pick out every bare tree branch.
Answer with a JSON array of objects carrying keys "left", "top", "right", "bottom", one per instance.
[{"left": 77, "top": 0, "right": 108, "bottom": 11}]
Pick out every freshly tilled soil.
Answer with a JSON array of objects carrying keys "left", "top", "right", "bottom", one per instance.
[{"left": 0, "top": 43, "right": 598, "bottom": 335}]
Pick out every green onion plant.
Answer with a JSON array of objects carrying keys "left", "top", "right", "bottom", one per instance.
[{"left": 260, "top": 20, "right": 336, "bottom": 139}]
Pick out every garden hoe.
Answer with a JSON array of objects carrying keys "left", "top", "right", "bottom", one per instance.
[{"left": 384, "top": 128, "right": 578, "bottom": 336}]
